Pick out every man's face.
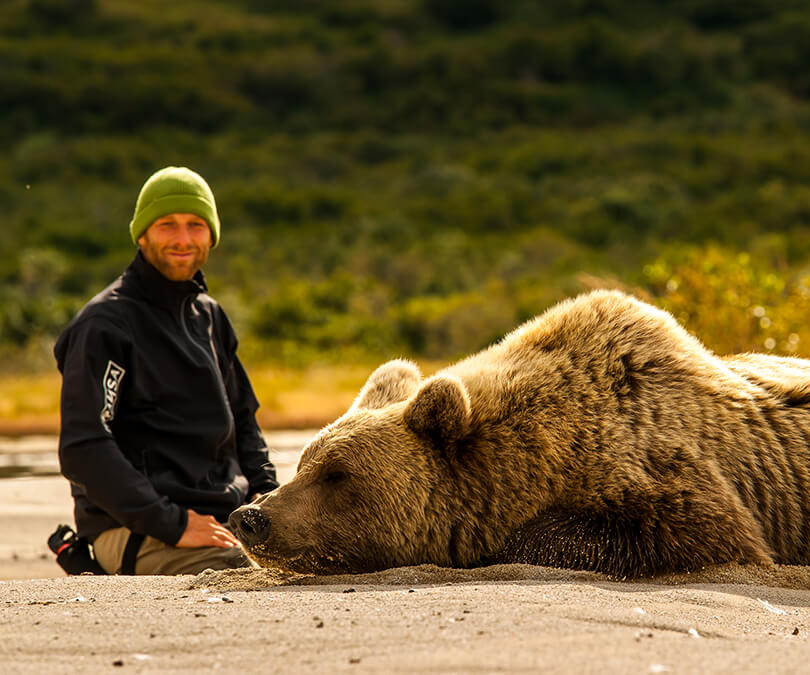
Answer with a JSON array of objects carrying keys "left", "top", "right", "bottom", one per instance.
[{"left": 137, "top": 212, "right": 212, "bottom": 282}]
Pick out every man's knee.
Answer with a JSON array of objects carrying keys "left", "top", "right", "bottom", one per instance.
[
  {"left": 93, "top": 527, "right": 254, "bottom": 575},
  {"left": 92, "top": 527, "right": 131, "bottom": 575}
]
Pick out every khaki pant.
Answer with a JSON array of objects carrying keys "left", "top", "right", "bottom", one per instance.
[{"left": 93, "top": 526, "right": 255, "bottom": 575}]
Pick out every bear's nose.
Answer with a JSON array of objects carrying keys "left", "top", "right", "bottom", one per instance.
[{"left": 229, "top": 505, "right": 271, "bottom": 547}]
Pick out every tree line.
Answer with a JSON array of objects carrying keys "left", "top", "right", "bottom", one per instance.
[{"left": 3, "top": 0, "right": 810, "bottom": 369}]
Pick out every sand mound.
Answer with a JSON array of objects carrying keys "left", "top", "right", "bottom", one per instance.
[
  {"left": 189, "top": 561, "right": 810, "bottom": 592},
  {"left": 189, "top": 563, "right": 605, "bottom": 591}
]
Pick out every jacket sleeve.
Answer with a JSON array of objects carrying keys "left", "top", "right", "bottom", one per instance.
[
  {"left": 226, "top": 353, "right": 279, "bottom": 495},
  {"left": 56, "top": 316, "right": 188, "bottom": 544}
]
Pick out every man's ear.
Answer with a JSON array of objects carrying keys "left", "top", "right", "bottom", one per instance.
[
  {"left": 352, "top": 359, "right": 422, "bottom": 411},
  {"left": 404, "top": 375, "right": 471, "bottom": 450}
]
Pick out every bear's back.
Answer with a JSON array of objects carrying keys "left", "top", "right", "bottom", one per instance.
[{"left": 444, "top": 290, "right": 810, "bottom": 565}]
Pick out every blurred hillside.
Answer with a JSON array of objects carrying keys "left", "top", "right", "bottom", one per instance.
[{"left": 5, "top": 0, "right": 810, "bottom": 372}]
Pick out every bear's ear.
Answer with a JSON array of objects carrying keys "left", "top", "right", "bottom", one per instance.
[
  {"left": 404, "top": 375, "right": 471, "bottom": 449},
  {"left": 352, "top": 359, "right": 422, "bottom": 411}
]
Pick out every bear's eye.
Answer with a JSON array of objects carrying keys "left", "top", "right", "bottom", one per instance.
[{"left": 324, "top": 469, "right": 348, "bottom": 485}]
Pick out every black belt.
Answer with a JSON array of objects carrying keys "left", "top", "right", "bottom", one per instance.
[{"left": 121, "top": 532, "right": 145, "bottom": 575}]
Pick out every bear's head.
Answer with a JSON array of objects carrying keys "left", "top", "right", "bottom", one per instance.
[{"left": 229, "top": 359, "right": 474, "bottom": 573}]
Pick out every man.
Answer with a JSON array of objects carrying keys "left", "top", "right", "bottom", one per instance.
[{"left": 54, "top": 166, "right": 278, "bottom": 575}]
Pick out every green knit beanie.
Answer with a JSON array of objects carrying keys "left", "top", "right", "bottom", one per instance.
[{"left": 129, "top": 166, "right": 221, "bottom": 247}]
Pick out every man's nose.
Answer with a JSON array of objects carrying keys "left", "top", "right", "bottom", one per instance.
[{"left": 174, "top": 224, "right": 193, "bottom": 246}]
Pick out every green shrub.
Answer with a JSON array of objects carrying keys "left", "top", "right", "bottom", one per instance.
[
  {"left": 644, "top": 243, "right": 810, "bottom": 356},
  {"left": 27, "top": 0, "right": 97, "bottom": 24},
  {"left": 744, "top": 15, "right": 810, "bottom": 96},
  {"left": 424, "top": 0, "right": 505, "bottom": 30}
]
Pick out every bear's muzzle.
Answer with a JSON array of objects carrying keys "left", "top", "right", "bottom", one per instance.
[{"left": 229, "top": 505, "right": 271, "bottom": 549}]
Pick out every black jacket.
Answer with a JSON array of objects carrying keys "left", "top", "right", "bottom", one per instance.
[{"left": 54, "top": 251, "right": 278, "bottom": 545}]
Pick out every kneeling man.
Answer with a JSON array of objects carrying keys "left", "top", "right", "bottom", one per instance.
[{"left": 55, "top": 167, "right": 278, "bottom": 575}]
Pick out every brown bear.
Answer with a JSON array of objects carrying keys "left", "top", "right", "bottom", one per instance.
[{"left": 230, "top": 290, "right": 810, "bottom": 578}]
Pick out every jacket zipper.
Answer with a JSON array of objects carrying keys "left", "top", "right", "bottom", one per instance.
[{"left": 180, "top": 296, "right": 236, "bottom": 447}]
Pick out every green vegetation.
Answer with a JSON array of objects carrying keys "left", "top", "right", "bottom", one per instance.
[{"left": 5, "top": 0, "right": 810, "bottom": 373}]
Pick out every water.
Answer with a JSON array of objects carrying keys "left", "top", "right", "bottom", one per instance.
[
  {"left": 0, "top": 436, "right": 61, "bottom": 479},
  {"left": 0, "top": 430, "right": 318, "bottom": 484}
]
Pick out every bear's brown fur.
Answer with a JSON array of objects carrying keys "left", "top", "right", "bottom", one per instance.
[{"left": 230, "top": 290, "right": 810, "bottom": 578}]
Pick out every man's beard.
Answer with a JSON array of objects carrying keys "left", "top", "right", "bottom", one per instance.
[{"left": 141, "top": 240, "right": 208, "bottom": 281}]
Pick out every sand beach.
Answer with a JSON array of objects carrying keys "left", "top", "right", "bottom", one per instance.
[{"left": 3, "top": 431, "right": 810, "bottom": 673}]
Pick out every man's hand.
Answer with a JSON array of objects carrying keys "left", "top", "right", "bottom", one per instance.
[{"left": 176, "top": 509, "right": 240, "bottom": 549}]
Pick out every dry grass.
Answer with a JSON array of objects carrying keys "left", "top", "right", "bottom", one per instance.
[
  {"left": 242, "top": 359, "right": 442, "bottom": 429},
  {"left": 249, "top": 362, "right": 375, "bottom": 430},
  {"left": 0, "top": 360, "right": 445, "bottom": 436},
  {"left": 0, "top": 371, "right": 61, "bottom": 435}
]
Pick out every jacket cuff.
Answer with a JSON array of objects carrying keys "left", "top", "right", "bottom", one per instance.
[
  {"left": 152, "top": 504, "right": 188, "bottom": 546},
  {"left": 248, "top": 475, "right": 279, "bottom": 496}
]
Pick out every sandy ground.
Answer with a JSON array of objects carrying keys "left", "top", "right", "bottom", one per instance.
[{"left": 3, "top": 433, "right": 810, "bottom": 673}]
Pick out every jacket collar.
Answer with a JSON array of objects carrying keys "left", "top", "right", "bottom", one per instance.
[{"left": 124, "top": 250, "right": 208, "bottom": 310}]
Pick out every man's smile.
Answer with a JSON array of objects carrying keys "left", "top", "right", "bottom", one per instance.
[{"left": 166, "top": 250, "right": 196, "bottom": 260}]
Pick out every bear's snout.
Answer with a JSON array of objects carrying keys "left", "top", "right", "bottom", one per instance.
[{"left": 229, "top": 505, "right": 271, "bottom": 548}]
